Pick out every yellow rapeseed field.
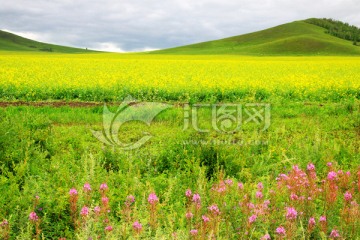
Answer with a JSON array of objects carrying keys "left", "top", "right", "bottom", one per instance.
[{"left": 0, "top": 52, "right": 359, "bottom": 101}]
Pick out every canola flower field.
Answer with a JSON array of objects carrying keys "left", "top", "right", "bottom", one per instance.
[{"left": 0, "top": 53, "right": 359, "bottom": 102}]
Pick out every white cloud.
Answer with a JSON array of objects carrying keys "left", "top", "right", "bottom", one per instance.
[{"left": 92, "top": 42, "right": 126, "bottom": 53}]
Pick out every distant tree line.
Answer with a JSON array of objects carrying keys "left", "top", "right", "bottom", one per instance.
[{"left": 305, "top": 18, "right": 360, "bottom": 46}]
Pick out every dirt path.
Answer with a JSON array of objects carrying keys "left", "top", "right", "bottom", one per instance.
[{"left": 0, "top": 101, "right": 108, "bottom": 108}]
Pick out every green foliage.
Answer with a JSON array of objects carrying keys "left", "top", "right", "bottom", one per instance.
[
  {"left": 0, "top": 100, "right": 359, "bottom": 238},
  {"left": 305, "top": 18, "right": 360, "bottom": 44}
]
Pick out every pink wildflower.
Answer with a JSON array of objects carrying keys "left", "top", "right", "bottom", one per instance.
[
  {"left": 94, "top": 206, "right": 101, "bottom": 214},
  {"left": 256, "top": 191, "right": 263, "bottom": 199},
  {"left": 69, "top": 188, "right": 78, "bottom": 196},
  {"left": 257, "top": 182, "right": 264, "bottom": 190},
  {"left": 148, "top": 192, "right": 159, "bottom": 205},
  {"left": 344, "top": 191, "right": 352, "bottom": 202},
  {"left": 99, "top": 183, "right": 108, "bottom": 191},
  {"left": 307, "top": 163, "right": 315, "bottom": 171},
  {"left": 80, "top": 206, "right": 89, "bottom": 216},
  {"left": 329, "top": 229, "right": 340, "bottom": 238},
  {"left": 238, "top": 182, "right": 244, "bottom": 190},
  {"left": 202, "top": 215, "right": 210, "bottom": 223},
  {"left": 190, "top": 229, "right": 198, "bottom": 236},
  {"left": 133, "top": 221, "right": 142, "bottom": 232},
  {"left": 285, "top": 207, "right": 297, "bottom": 220},
  {"left": 225, "top": 179, "right": 233, "bottom": 185},
  {"left": 327, "top": 171, "right": 337, "bottom": 181},
  {"left": 105, "top": 225, "right": 113, "bottom": 232},
  {"left": 126, "top": 195, "right": 135, "bottom": 204},
  {"left": 261, "top": 233, "right": 271, "bottom": 240},
  {"left": 276, "top": 226, "right": 286, "bottom": 236},
  {"left": 248, "top": 214, "right": 257, "bottom": 224},
  {"left": 208, "top": 204, "right": 220, "bottom": 215},
  {"left": 192, "top": 193, "right": 201, "bottom": 203},
  {"left": 185, "top": 212, "right": 193, "bottom": 219},
  {"left": 185, "top": 189, "right": 192, "bottom": 197},
  {"left": 308, "top": 217, "right": 316, "bottom": 227},
  {"left": 83, "top": 183, "right": 91, "bottom": 192},
  {"left": 102, "top": 197, "right": 109, "bottom": 205},
  {"left": 29, "top": 212, "right": 38, "bottom": 222}
]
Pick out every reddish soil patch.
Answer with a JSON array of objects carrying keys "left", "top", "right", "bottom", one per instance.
[{"left": 0, "top": 101, "right": 108, "bottom": 108}]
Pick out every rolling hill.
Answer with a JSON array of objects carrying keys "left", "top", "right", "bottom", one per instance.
[
  {"left": 152, "top": 20, "right": 360, "bottom": 55},
  {"left": 0, "top": 30, "right": 93, "bottom": 53}
]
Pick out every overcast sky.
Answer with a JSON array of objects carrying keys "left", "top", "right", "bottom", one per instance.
[{"left": 1, "top": 0, "right": 359, "bottom": 52}]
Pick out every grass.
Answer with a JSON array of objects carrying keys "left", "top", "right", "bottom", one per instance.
[
  {"left": 0, "top": 30, "right": 95, "bottom": 53},
  {"left": 0, "top": 100, "right": 359, "bottom": 238},
  {"left": 153, "top": 21, "right": 360, "bottom": 55}
]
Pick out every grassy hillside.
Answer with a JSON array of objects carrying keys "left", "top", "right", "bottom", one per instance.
[
  {"left": 153, "top": 20, "right": 360, "bottom": 55},
  {"left": 0, "top": 30, "right": 94, "bottom": 53}
]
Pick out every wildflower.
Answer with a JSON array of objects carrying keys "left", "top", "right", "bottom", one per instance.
[
  {"left": 238, "top": 182, "right": 244, "bottom": 190},
  {"left": 225, "top": 179, "right": 233, "bottom": 185},
  {"left": 94, "top": 206, "right": 101, "bottom": 214},
  {"left": 192, "top": 193, "right": 201, "bottom": 203},
  {"left": 247, "top": 202, "right": 255, "bottom": 209},
  {"left": 248, "top": 214, "right": 257, "bottom": 224},
  {"left": 285, "top": 207, "right": 297, "bottom": 220},
  {"left": 327, "top": 162, "right": 333, "bottom": 167},
  {"left": 327, "top": 171, "right": 337, "bottom": 181},
  {"left": 185, "top": 189, "right": 192, "bottom": 197},
  {"left": 190, "top": 229, "right": 198, "bottom": 236},
  {"left": 344, "top": 191, "right": 352, "bottom": 202},
  {"left": 308, "top": 217, "right": 316, "bottom": 227},
  {"left": 257, "top": 182, "right": 264, "bottom": 190},
  {"left": 80, "top": 206, "right": 89, "bottom": 216},
  {"left": 319, "top": 215, "right": 326, "bottom": 222},
  {"left": 126, "top": 195, "right": 135, "bottom": 206},
  {"left": 276, "top": 226, "right": 286, "bottom": 236},
  {"left": 133, "top": 221, "right": 142, "bottom": 232},
  {"left": 290, "top": 193, "right": 298, "bottom": 201},
  {"left": 102, "top": 197, "right": 109, "bottom": 205},
  {"left": 208, "top": 204, "right": 220, "bottom": 215},
  {"left": 329, "top": 229, "right": 340, "bottom": 238},
  {"left": 83, "top": 183, "right": 91, "bottom": 192},
  {"left": 148, "top": 192, "right": 159, "bottom": 205},
  {"left": 69, "top": 188, "right": 78, "bottom": 196},
  {"left": 256, "top": 191, "right": 263, "bottom": 199},
  {"left": 29, "top": 212, "right": 39, "bottom": 222},
  {"left": 307, "top": 163, "right": 315, "bottom": 171},
  {"left": 261, "top": 233, "right": 271, "bottom": 240},
  {"left": 105, "top": 225, "right": 113, "bottom": 232},
  {"left": 202, "top": 215, "right": 210, "bottom": 223},
  {"left": 1, "top": 219, "right": 9, "bottom": 226},
  {"left": 100, "top": 183, "right": 108, "bottom": 191},
  {"left": 185, "top": 212, "right": 193, "bottom": 219}
]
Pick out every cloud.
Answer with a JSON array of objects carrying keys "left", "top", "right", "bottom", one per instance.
[
  {"left": 0, "top": 0, "right": 359, "bottom": 51},
  {"left": 92, "top": 42, "right": 126, "bottom": 53}
]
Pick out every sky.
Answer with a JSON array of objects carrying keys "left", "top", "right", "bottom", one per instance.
[{"left": 1, "top": 0, "right": 360, "bottom": 52}]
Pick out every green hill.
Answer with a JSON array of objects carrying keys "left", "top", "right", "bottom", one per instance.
[
  {"left": 0, "top": 30, "right": 93, "bottom": 53},
  {"left": 153, "top": 20, "right": 360, "bottom": 55}
]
